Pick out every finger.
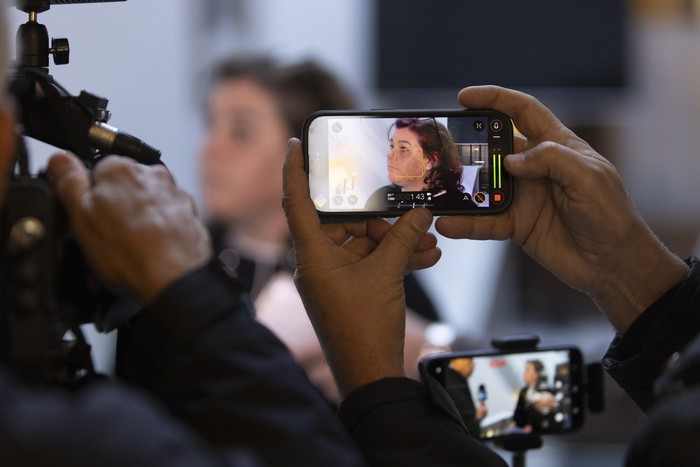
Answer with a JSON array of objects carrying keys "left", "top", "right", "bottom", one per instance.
[
  {"left": 364, "top": 216, "right": 437, "bottom": 253},
  {"left": 458, "top": 86, "right": 571, "bottom": 145},
  {"left": 320, "top": 222, "right": 354, "bottom": 246},
  {"left": 435, "top": 211, "right": 513, "bottom": 242},
  {"left": 339, "top": 235, "right": 378, "bottom": 259},
  {"left": 282, "top": 138, "right": 327, "bottom": 247},
  {"left": 414, "top": 230, "right": 439, "bottom": 253},
  {"left": 92, "top": 155, "right": 134, "bottom": 179},
  {"left": 371, "top": 208, "right": 436, "bottom": 275},
  {"left": 505, "top": 140, "right": 609, "bottom": 189},
  {"left": 46, "top": 152, "right": 92, "bottom": 221},
  {"left": 340, "top": 216, "right": 439, "bottom": 268},
  {"left": 406, "top": 242, "right": 442, "bottom": 272},
  {"left": 435, "top": 140, "right": 613, "bottom": 242},
  {"left": 92, "top": 155, "right": 175, "bottom": 193},
  {"left": 514, "top": 133, "right": 527, "bottom": 153}
]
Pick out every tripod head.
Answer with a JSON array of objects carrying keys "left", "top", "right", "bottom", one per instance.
[
  {"left": 10, "top": 0, "right": 159, "bottom": 166},
  {"left": 15, "top": 1, "right": 72, "bottom": 70}
]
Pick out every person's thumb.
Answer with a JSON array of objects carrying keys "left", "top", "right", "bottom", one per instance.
[
  {"left": 373, "top": 208, "right": 433, "bottom": 274},
  {"left": 47, "top": 152, "right": 91, "bottom": 225}
]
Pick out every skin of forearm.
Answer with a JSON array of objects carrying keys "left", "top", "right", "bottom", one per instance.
[{"left": 589, "top": 230, "right": 689, "bottom": 335}]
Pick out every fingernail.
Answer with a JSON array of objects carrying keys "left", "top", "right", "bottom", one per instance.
[
  {"left": 410, "top": 209, "right": 432, "bottom": 231},
  {"left": 503, "top": 152, "right": 524, "bottom": 169},
  {"left": 505, "top": 152, "right": 523, "bottom": 162},
  {"left": 45, "top": 154, "right": 68, "bottom": 181}
]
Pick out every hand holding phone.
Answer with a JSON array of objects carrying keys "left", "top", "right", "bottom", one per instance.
[{"left": 303, "top": 109, "right": 514, "bottom": 219}]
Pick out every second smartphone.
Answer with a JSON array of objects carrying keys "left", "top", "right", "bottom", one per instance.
[
  {"left": 421, "top": 346, "right": 586, "bottom": 441},
  {"left": 303, "top": 109, "right": 514, "bottom": 218}
]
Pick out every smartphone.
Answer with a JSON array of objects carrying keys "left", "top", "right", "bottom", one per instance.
[
  {"left": 420, "top": 346, "right": 585, "bottom": 440},
  {"left": 303, "top": 109, "right": 514, "bottom": 218}
]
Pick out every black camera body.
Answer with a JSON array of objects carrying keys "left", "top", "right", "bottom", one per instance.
[
  {"left": 1, "top": 0, "right": 159, "bottom": 384},
  {"left": 0, "top": 173, "right": 98, "bottom": 383}
]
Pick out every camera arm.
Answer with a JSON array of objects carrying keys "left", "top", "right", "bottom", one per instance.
[
  {"left": 11, "top": 0, "right": 161, "bottom": 166},
  {"left": 11, "top": 68, "right": 162, "bottom": 166}
]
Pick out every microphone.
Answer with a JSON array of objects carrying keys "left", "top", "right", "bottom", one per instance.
[
  {"left": 9, "top": 69, "right": 162, "bottom": 167},
  {"left": 88, "top": 122, "right": 161, "bottom": 165},
  {"left": 478, "top": 383, "right": 488, "bottom": 403}
]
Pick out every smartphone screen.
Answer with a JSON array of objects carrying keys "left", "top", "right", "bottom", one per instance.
[
  {"left": 421, "top": 347, "right": 585, "bottom": 440},
  {"left": 303, "top": 109, "right": 513, "bottom": 218}
]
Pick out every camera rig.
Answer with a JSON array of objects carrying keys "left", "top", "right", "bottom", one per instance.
[{"left": 1, "top": 0, "right": 161, "bottom": 385}]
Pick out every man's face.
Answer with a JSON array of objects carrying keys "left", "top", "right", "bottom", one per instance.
[{"left": 449, "top": 357, "right": 475, "bottom": 378}]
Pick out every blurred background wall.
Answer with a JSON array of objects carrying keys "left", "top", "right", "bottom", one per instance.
[{"left": 6, "top": 0, "right": 700, "bottom": 465}]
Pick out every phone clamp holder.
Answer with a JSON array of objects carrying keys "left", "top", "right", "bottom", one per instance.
[{"left": 488, "top": 333, "right": 605, "bottom": 467}]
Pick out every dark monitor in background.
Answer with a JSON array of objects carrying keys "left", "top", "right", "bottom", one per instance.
[{"left": 375, "top": 0, "right": 627, "bottom": 93}]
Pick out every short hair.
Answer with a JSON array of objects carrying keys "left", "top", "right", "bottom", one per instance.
[{"left": 204, "top": 56, "right": 356, "bottom": 138}]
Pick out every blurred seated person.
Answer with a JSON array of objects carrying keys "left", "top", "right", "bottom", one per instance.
[
  {"left": 198, "top": 56, "right": 440, "bottom": 404},
  {"left": 364, "top": 117, "right": 477, "bottom": 211}
]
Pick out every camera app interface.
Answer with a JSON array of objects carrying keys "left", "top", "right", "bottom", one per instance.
[
  {"left": 432, "top": 350, "right": 579, "bottom": 439},
  {"left": 306, "top": 113, "right": 511, "bottom": 213}
]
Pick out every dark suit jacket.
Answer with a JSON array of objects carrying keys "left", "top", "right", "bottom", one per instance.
[{"left": 443, "top": 367, "right": 482, "bottom": 437}]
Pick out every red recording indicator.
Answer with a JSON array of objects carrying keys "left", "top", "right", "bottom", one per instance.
[
  {"left": 492, "top": 192, "right": 504, "bottom": 204},
  {"left": 489, "top": 358, "right": 507, "bottom": 368}
]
